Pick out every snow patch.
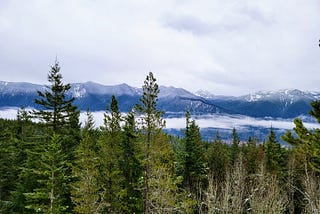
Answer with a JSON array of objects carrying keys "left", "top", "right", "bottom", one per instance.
[{"left": 72, "top": 84, "right": 87, "bottom": 98}]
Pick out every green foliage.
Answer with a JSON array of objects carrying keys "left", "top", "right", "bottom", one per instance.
[
  {"left": 242, "top": 136, "right": 263, "bottom": 174},
  {"left": 34, "top": 60, "right": 80, "bottom": 135},
  {"left": 97, "top": 95, "right": 124, "bottom": 213},
  {"left": 119, "top": 111, "right": 143, "bottom": 213},
  {"left": 230, "top": 127, "right": 240, "bottom": 164},
  {"left": 183, "top": 111, "right": 207, "bottom": 194},
  {"left": 282, "top": 100, "right": 320, "bottom": 172},
  {"left": 207, "top": 132, "right": 230, "bottom": 181},
  {"left": 3, "top": 67, "right": 320, "bottom": 213},
  {"left": 71, "top": 127, "right": 102, "bottom": 213},
  {"left": 135, "top": 72, "right": 165, "bottom": 213},
  {"left": 265, "top": 127, "right": 287, "bottom": 174},
  {"left": 24, "top": 134, "right": 71, "bottom": 213}
]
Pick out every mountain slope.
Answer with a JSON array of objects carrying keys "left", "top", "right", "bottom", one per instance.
[
  {"left": 209, "top": 89, "right": 317, "bottom": 118},
  {"left": 0, "top": 81, "right": 318, "bottom": 119},
  {"left": 0, "top": 81, "right": 229, "bottom": 114}
]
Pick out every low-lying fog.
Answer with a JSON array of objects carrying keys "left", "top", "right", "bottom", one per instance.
[{"left": 1, "top": 108, "right": 319, "bottom": 131}]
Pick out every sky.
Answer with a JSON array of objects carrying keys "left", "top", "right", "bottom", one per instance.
[{"left": 0, "top": 0, "right": 320, "bottom": 96}]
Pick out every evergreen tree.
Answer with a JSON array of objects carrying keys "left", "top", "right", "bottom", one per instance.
[
  {"left": 242, "top": 136, "right": 263, "bottom": 174},
  {"left": 119, "top": 111, "right": 143, "bottom": 213},
  {"left": 230, "top": 127, "right": 240, "bottom": 164},
  {"left": 148, "top": 132, "right": 195, "bottom": 213},
  {"left": 71, "top": 113, "right": 103, "bottom": 213},
  {"left": 0, "top": 121, "right": 20, "bottom": 212},
  {"left": 24, "top": 134, "right": 71, "bottom": 213},
  {"left": 83, "top": 109, "right": 95, "bottom": 132},
  {"left": 135, "top": 72, "right": 165, "bottom": 213},
  {"left": 282, "top": 100, "right": 320, "bottom": 172},
  {"left": 207, "top": 131, "right": 230, "bottom": 182},
  {"left": 183, "top": 111, "right": 207, "bottom": 195},
  {"left": 30, "top": 60, "right": 80, "bottom": 212},
  {"left": 34, "top": 60, "right": 80, "bottom": 136},
  {"left": 265, "top": 127, "right": 285, "bottom": 174},
  {"left": 98, "top": 95, "right": 123, "bottom": 212}
]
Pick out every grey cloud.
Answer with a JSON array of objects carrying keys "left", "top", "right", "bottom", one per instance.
[{"left": 163, "top": 14, "right": 215, "bottom": 35}]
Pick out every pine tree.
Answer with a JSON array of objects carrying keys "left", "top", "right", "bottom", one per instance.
[
  {"left": 71, "top": 113, "right": 103, "bottom": 213},
  {"left": 183, "top": 110, "right": 207, "bottom": 195},
  {"left": 98, "top": 95, "right": 123, "bottom": 212},
  {"left": 119, "top": 111, "right": 143, "bottom": 213},
  {"left": 265, "top": 127, "right": 285, "bottom": 174},
  {"left": 242, "top": 136, "right": 263, "bottom": 175},
  {"left": 282, "top": 100, "right": 320, "bottom": 172},
  {"left": 34, "top": 60, "right": 80, "bottom": 136},
  {"left": 24, "top": 134, "right": 71, "bottom": 213},
  {"left": 0, "top": 120, "right": 20, "bottom": 212},
  {"left": 135, "top": 72, "right": 165, "bottom": 213},
  {"left": 30, "top": 60, "right": 80, "bottom": 212},
  {"left": 230, "top": 127, "right": 240, "bottom": 164},
  {"left": 207, "top": 131, "right": 230, "bottom": 182},
  {"left": 83, "top": 109, "right": 95, "bottom": 132}
]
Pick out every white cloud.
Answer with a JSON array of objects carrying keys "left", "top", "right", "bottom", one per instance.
[{"left": 0, "top": 0, "right": 319, "bottom": 95}]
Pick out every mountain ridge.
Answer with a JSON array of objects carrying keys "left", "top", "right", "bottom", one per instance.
[{"left": 0, "top": 81, "right": 318, "bottom": 119}]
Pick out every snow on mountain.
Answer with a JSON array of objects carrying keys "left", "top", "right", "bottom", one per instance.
[
  {"left": 1, "top": 80, "right": 320, "bottom": 119},
  {"left": 241, "top": 89, "right": 318, "bottom": 103},
  {"left": 0, "top": 81, "right": 43, "bottom": 94},
  {"left": 71, "top": 82, "right": 141, "bottom": 97},
  {"left": 159, "top": 86, "right": 196, "bottom": 98},
  {"left": 194, "top": 89, "right": 215, "bottom": 99}
]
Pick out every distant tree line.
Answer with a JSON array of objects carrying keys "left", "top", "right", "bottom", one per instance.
[{"left": 1, "top": 61, "right": 320, "bottom": 213}]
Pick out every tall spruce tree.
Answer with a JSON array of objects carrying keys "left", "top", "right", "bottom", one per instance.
[
  {"left": 34, "top": 60, "right": 80, "bottom": 136},
  {"left": 183, "top": 111, "right": 206, "bottom": 196},
  {"left": 265, "top": 127, "right": 285, "bottom": 174},
  {"left": 29, "top": 60, "right": 80, "bottom": 212},
  {"left": 24, "top": 134, "right": 71, "bottom": 213},
  {"left": 207, "top": 131, "right": 230, "bottom": 182},
  {"left": 71, "top": 112, "right": 102, "bottom": 213},
  {"left": 119, "top": 111, "right": 143, "bottom": 213},
  {"left": 135, "top": 72, "right": 165, "bottom": 213},
  {"left": 282, "top": 100, "right": 320, "bottom": 172},
  {"left": 230, "top": 127, "right": 240, "bottom": 164},
  {"left": 98, "top": 95, "right": 123, "bottom": 212}
]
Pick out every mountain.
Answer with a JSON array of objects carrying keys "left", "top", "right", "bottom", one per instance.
[
  {"left": 0, "top": 81, "right": 228, "bottom": 115},
  {"left": 0, "top": 81, "right": 318, "bottom": 119},
  {"left": 208, "top": 89, "right": 318, "bottom": 119}
]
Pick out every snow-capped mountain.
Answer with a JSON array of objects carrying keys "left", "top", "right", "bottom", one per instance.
[
  {"left": 241, "top": 89, "right": 319, "bottom": 103},
  {"left": 0, "top": 81, "right": 44, "bottom": 94},
  {"left": 195, "top": 89, "right": 215, "bottom": 99},
  {"left": 207, "top": 89, "right": 319, "bottom": 118},
  {"left": 71, "top": 82, "right": 141, "bottom": 98},
  {"left": 0, "top": 81, "right": 319, "bottom": 119}
]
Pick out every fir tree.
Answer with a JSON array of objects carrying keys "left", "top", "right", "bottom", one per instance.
[
  {"left": 98, "top": 95, "right": 123, "bottom": 212},
  {"left": 207, "top": 131, "right": 230, "bottom": 182},
  {"left": 24, "top": 134, "right": 71, "bottom": 213},
  {"left": 34, "top": 60, "right": 80, "bottom": 136},
  {"left": 265, "top": 127, "right": 284, "bottom": 174},
  {"left": 30, "top": 60, "right": 80, "bottom": 212},
  {"left": 71, "top": 115, "right": 103, "bottom": 213},
  {"left": 135, "top": 72, "right": 165, "bottom": 213},
  {"left": 119, "top": 111, "right": 143, "bottom": 213},
  {"left": 282, "top": 100, "right": 320, "bottom": 172},
  {"left": 183, "top": 110, "right": 207, "bottom": 195},
  {"left": 230, "top": 127, "right": 240, "bottom": 164}
]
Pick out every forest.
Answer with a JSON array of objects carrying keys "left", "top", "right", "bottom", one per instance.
[{"left": 1, "top": 61, "right": 320, "bottom": 214}]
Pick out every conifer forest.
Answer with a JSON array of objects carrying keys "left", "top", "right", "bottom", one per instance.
[{"left": 2, "top": 62, "right": 320, "bottom": 214}]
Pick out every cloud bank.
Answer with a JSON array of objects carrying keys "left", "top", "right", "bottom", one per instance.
[{"left": 0, "top": 0, "right": 320, "bottom": 95}]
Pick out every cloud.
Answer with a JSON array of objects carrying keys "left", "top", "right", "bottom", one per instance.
[
  {"left": 163, "top": 14, "right": 216, "bottom": 36},
  {"left": 0, "top": 0, "right": 319, "bottom": 95}
]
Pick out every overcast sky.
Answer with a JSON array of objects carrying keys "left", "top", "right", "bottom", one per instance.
[{"left": 0, "top": 0, "right": 320, "bottom": 96}]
